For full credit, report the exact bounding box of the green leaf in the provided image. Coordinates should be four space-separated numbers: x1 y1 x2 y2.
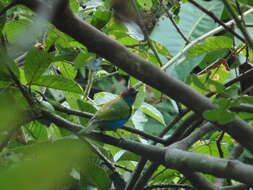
32 75 83 93
91 9 111 29
26 121 48 141
194 141 229 158
137 0 152 10
140 103 166 126
3 19 32 43
24 48 53 83
93 92 117 105
151 0 224 55
69 0 79 12
240 96 253 104
0 139 110 190
131 109 148 130
47 123 62 140
77 99 96 125
114 150 140 162
74 51 94 69
187 36 233 58
133 86 145 109
214 98 239 109
191 74 209 92
167 54 205 81
203 109 236 124
54 61 77 80
39 100 55 112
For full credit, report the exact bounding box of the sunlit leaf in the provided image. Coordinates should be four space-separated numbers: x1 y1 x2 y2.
140 103 166 126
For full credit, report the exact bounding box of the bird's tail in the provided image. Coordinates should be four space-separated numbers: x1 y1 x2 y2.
79 120 99 134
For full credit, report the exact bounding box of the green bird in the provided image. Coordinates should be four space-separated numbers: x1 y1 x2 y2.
81 88 137 133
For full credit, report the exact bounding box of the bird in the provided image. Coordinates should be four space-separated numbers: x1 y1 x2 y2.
80 88 137 134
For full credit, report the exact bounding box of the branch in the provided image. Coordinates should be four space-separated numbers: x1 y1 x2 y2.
231 103 253 113
160 2 190 44
165 113 200 145
164 148 253 186
40 109 83 132
40 109 165 162
133 163 160 190
51 102 93 118
46 100 165 143
159 108 190 139
125 158 147 190
221 0 253 49
144 183 192 190
182 171 219 190
160 8 253 72
123 126 166 144
16 0 253 153
41 109 253 186
172 122 214 150
221 183 250 190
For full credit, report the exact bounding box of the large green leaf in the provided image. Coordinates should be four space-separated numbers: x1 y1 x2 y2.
25 121 48 141
203 108 236 124
24 48 53 83
0 138 110 190
140 103 166 126
151 0 224 56
31 75 83 93
3 19 32 43
187 36 233 58
54 61 77 80
131 109 148 130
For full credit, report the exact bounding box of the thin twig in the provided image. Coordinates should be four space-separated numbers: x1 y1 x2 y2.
160 1 190 44
130 0 163 66
123 126 166 144
125 158 148 190
84 68 94 98
114 164 133 173
144 183 192 190
221 0 253 49
216 131 225 158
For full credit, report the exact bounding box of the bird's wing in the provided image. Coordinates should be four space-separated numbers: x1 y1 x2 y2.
95 96 131 120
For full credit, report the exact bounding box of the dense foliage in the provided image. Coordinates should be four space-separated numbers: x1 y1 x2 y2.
0 0 253 189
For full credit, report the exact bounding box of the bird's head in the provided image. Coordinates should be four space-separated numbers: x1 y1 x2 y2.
121 88 137 105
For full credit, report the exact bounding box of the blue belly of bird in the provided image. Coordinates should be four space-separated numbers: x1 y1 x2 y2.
100 119 128 131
